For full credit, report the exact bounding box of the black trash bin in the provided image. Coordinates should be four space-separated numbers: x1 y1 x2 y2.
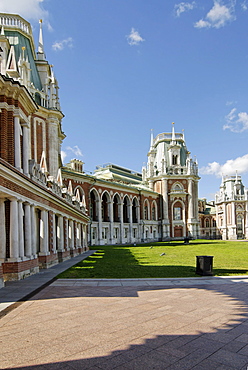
196 255 213 276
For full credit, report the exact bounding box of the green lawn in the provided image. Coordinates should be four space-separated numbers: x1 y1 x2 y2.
58 240 248 279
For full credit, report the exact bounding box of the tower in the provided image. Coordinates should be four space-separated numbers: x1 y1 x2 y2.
215 174 248 240
143 123 200 239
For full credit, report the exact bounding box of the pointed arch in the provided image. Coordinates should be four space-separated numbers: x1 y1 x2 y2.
74 186 86 208
90 188 100 221
132 196 139 223
151 200 158 221
113 193 121 222
123 195 131 223
101 191 110 222
143 199 150 220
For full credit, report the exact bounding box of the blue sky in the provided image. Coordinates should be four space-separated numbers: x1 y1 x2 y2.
1 0 248 200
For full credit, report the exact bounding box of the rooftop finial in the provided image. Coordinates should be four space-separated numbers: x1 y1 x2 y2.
171 122 176 143
150 129 154 150
38 19 44 54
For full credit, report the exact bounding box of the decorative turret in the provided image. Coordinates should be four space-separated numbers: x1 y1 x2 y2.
143 123 198 180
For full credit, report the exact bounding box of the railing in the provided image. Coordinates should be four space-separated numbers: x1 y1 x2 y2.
153 132 183 146
0 14 32 35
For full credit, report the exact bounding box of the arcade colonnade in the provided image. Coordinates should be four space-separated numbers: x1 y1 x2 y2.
89 188 159 245
0 193 87 281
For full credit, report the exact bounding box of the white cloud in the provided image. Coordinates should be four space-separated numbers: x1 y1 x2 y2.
52 37 73 51
174 2 196 17
194 0 236 29
223 108 248 132
241 0 248 11
200 154 248 177
0 0 48 21
66 145 83 157
126 28 145 46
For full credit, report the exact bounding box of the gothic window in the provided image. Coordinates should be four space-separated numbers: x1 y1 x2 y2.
132 198 138 223
144 205 148 220
101 193 109 222
113 194 120 222
123 196 129 223
90 191 98 221
172 155 178 165
174 207 182 220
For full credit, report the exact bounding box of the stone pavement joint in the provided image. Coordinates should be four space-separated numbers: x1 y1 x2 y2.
0 250 96 318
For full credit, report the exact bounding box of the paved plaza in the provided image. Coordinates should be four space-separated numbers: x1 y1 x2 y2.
1 255 248 369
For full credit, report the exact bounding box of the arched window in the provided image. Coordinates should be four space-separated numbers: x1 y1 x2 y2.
101 192 109 222
172 155 178 165
123 196 129 223
144 200 149 220
237 215 243 239
173 206 182 220
113 194 120 222
151 201 157 221
205 219 210 228
132 197 138 223
90 190 98 221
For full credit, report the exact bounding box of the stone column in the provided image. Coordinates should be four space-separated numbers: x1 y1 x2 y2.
24 203 32 257
69 220 74 249
120 201 124 244
129 202 133 243
97 199 102 245
188 179 194 220
162 178 169 221
0 199 6 259
64 218 69 250
14 116 21 170
10 198 19 258
40 209 49 254
57 215 64 251
30 204 37 256
30 205 36 256
18 201 24 258
22 125 29 175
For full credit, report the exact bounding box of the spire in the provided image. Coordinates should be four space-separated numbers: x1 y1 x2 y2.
171 122 176 143
150 129 154 150
182 129 185 143
235 170 238 184
37 19 45 59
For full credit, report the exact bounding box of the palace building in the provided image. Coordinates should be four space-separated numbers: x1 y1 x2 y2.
0 13 247 288
0 14 89 287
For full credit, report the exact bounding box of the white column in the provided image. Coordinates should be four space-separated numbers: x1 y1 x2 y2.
0 199 6 259
10 198 19 258
14 116 21 170
129 202 133 243
188 179 194 220
97 199 102 245
64 218 69 250
109 200 114 244
52 213 56 252
76 222 81 247
120 201 123 244
24 203 32 257
162 178 169 221
30 205 36 255
57 215 64 251
18 201 24 258
40 209 49 254
69 220 74 249
22 125 29 175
